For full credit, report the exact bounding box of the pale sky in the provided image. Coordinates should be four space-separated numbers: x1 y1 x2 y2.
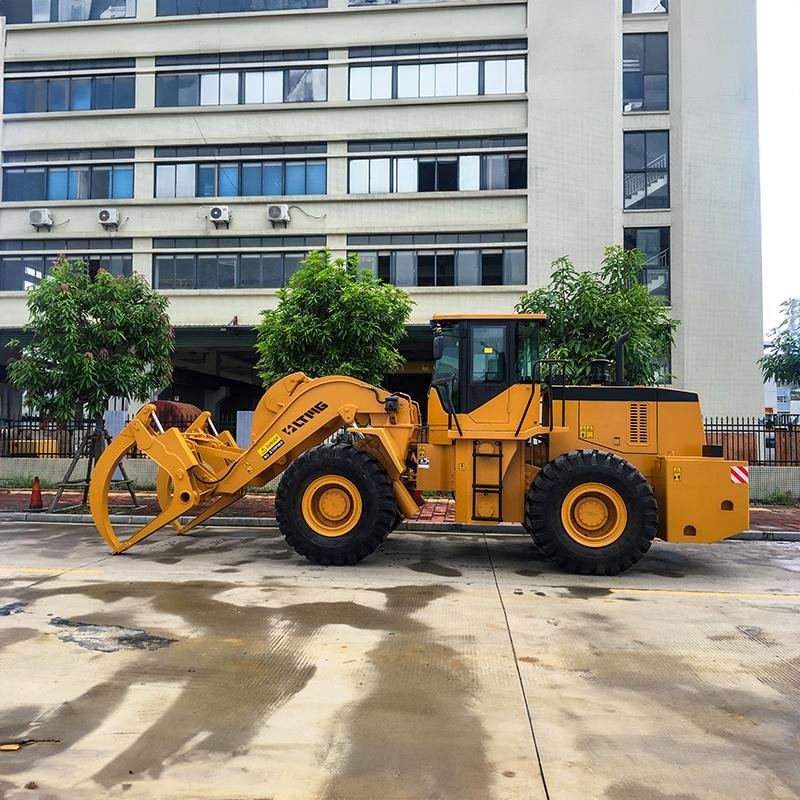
759 0 800 334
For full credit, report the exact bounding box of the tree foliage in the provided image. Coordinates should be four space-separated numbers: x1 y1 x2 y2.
760 301 800 386
8 257 174 422
255 249 413 387
515 246 678 385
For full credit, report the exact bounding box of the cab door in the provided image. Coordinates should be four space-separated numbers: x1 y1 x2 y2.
464 322 510 416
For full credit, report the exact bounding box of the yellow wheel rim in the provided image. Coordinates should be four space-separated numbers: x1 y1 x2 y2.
301 475 363 538
560 482 628 548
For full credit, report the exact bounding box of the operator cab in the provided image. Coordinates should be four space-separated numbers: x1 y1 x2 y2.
430 314 545 415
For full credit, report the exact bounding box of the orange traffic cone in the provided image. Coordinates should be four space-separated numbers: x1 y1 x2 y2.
29 476 43 512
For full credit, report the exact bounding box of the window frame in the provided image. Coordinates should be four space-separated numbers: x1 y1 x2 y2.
623 32 669 113
623 225 671 303
347 54 527 101
347 150 527 194
152 158 327 198
623 129 670 211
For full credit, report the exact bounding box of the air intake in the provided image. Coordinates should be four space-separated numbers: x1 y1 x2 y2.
628 403 649 445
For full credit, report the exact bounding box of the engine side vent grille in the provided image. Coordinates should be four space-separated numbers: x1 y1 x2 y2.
629 402 649 444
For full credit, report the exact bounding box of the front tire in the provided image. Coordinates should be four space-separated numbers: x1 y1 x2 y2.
276 443 396 565
525 450 657 575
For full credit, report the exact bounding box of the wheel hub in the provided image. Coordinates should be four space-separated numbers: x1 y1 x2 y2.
561 482 628 548
573 496 609 531
302 475 363 538
318 487 351 522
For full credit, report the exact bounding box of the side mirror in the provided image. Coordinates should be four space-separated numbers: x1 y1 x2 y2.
433 336 444 360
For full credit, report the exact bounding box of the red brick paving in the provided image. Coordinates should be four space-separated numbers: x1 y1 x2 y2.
0 488 459 523
2 488 799 530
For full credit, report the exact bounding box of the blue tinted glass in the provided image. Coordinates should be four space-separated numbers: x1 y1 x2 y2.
4 82 28 114
263 163 283 195
48 79 69 112
306 161 326 194
71 78 92 111
114 77 135 109
197 164 216 196
242 163 262 196
94 77 114 109
3 169 28 201
68 166 90 199
285 162 305 195
157 0 178 12
47 169 69 200
155 75 178 107
218 164 240 197
112 166 134 199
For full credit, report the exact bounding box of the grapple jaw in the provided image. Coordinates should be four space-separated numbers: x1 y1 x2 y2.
89 404 245 553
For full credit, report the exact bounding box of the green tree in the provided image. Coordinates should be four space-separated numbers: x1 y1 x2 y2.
255 249 413 387
515 246 678 385
8 256 174 426
760 301 800 386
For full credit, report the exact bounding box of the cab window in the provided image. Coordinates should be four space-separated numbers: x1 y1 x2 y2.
431 330 460 410
470 325 506 383
517 321 540 382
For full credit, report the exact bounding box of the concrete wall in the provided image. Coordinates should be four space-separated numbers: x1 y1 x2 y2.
0 457 158 487
749 467 800 502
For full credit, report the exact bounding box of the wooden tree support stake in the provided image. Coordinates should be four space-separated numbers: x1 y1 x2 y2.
49 423 139 513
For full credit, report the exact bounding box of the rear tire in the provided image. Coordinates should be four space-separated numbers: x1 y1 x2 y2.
276 443 396 565
525 450 657 575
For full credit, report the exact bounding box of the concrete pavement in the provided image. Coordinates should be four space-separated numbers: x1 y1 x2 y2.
0 522 799 800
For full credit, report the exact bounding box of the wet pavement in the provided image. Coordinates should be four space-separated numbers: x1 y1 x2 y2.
0 522 799 800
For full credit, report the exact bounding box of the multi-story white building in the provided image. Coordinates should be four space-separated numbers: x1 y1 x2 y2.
0 0 762 417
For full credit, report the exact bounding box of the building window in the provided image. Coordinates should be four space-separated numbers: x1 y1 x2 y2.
347 231 527 287
156 0 326 13
348 41 526 101
152 235 325 289
623 0 667 13
624 227 670 301
3 59 136 114
623 33 668 112
348 151 525 193
2 0 136 23
352 248 526 286
623 130 669 210
155 160 325 198
3 150 135 201
154 50 327 108
153 143 326 198
0 238 133 291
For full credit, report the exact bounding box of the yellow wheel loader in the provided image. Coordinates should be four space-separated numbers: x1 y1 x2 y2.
89 313 750 575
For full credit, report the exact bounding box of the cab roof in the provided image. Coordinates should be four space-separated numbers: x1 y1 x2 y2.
431 313 546 321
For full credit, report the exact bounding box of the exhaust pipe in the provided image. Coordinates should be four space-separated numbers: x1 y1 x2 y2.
614 333 630 386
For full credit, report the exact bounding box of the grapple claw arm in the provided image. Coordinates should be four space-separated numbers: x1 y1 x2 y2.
89 404 203 553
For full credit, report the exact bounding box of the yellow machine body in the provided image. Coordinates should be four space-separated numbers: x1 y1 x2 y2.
89 312 749 572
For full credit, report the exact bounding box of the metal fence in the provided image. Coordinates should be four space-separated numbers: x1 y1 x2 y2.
4 413 798 467
704 416 800 466
0 414 238 459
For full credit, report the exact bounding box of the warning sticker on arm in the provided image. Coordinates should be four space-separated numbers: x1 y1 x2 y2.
257 434 285 461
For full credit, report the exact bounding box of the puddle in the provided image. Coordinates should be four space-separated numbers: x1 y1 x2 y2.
49 618 176 653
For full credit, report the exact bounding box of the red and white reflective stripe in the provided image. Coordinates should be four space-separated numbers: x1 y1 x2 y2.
730 465 749 484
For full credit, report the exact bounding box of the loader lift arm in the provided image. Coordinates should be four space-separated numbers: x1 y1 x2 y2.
89 372 421 553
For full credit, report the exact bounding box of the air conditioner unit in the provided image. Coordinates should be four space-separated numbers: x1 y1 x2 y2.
98 208 120 229
29 208 54 230
267 203 290 224
209 205 231 226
